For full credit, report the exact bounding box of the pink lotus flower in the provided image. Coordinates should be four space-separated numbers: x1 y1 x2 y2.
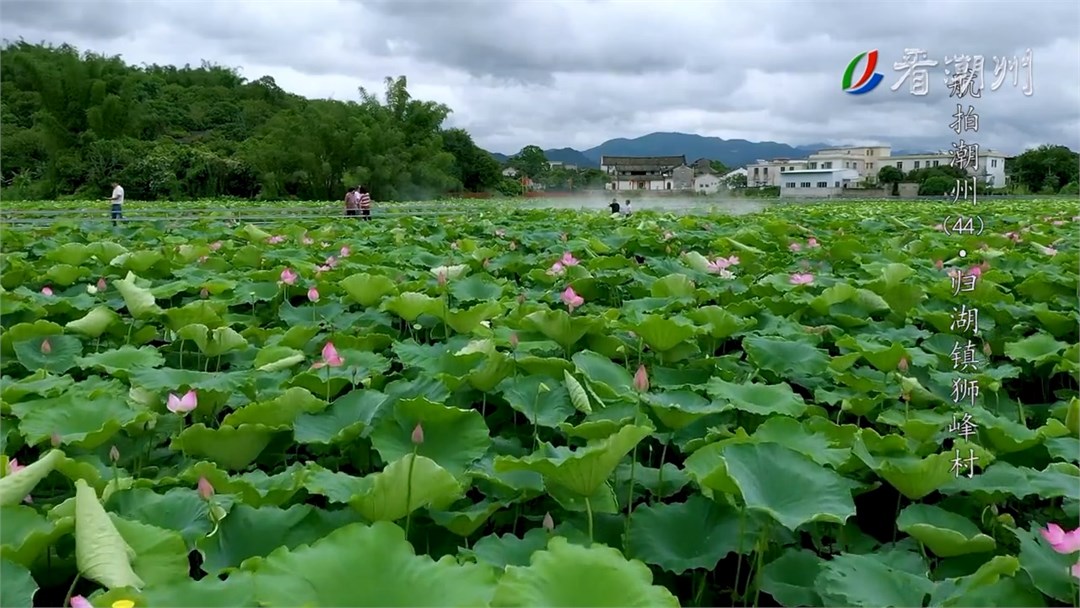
509 241 517 251
437 271 448 287
412 423 424 445
41 339 52 354
1005 231 1022 242
969 265 983 277
807 237 819 248
1071 561 1080 580
898 357 909 372
1053 220 1065 226
197 476 214 501
509 333 519 348
41 286 53 296
561 286 584 313
560 252 579 266
790 272 814 285
325 256 338 268
495 229 506 237
96 277 107 291
307 287 320 302
200 287 209 298
316 264 332 274
634 365 649 392
70 595 92 608
167 390 198 414
789 242 802 252
210 241 222 251
1041 523 1080 554
198 255 209 264
935 259 943 269
662 231 674 241
312 341 344 369
321 241 330 248
542 512 555 531
5 459 31 503
280 268 298 285
706 256 739 273
340 245 350 257
547 262 565 276
51 433 61 447
302 234 314 245
268 235 285 244
451 241 459 250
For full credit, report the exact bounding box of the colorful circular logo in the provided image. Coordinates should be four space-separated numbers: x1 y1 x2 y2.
842 50 884 95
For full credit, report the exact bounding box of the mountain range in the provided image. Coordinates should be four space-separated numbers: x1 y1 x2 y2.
487 132 933 169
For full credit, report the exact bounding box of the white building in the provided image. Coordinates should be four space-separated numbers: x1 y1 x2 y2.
601 156 694 190
721 168 748 183
501 167 518 177
780 169 860 198
888 150 1007 187
694 173 723 193
805 146 891 184
746 158 809 187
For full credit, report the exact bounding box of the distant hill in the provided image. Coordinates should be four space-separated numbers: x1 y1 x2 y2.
487 132 946 169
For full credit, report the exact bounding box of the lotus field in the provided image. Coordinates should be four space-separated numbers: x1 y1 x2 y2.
2 198 1079 608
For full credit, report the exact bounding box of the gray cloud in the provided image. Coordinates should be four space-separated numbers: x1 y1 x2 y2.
1 0 1077 157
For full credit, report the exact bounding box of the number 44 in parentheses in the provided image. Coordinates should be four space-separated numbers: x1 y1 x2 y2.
943 216 984 236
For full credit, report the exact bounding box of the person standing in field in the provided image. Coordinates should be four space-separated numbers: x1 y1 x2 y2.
624 200 632 216
608 197 620 214
344 186 359 217
107 181 124 225
357 186 372 220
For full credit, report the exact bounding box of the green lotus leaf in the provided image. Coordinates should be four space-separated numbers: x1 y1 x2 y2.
492 536 679 607
451 274 504 302
706 378 808 418
626 494 762 574
74 479 144 589
0 370 75 403
369 397 492 478
686 442 858 532
76 345 165 376
750 416 850 468
650 273 696 299
940 461 1080 500
465 528 551 570
293 389 387 445
497 375 576 428
929 555 1022 607
251 345 305 372
896 503 995 557
176 323 249 357
742 336 830 386
0 504 73 567
643 390 725 430
304 455 463 522
572 350 634 400
105 487 214 548
760 549 827 607
495 424 652 498
10 380 144 450
445 301 503 334
339 272 397 307
195 503 362 574
13 334 83 374
176 462 307 509
563 370 592 414
0 449 64 506
1017 525 1078 604
114 271 163 319
169 423 276 470
687 306 756 340
852 435 955 499
383 292 440 321
46 242 92 266
626 315 696 352
66 306 122 338
163 300 227 331
429 499 506 537
1004 332 1067 365
0 558 37 607
467 352 516 392
523 309 599 349
816 552 935 607
221 387 327 429
111 516 190 586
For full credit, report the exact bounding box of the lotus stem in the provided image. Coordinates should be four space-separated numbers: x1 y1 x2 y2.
125 318 134 345
178 339 184 369
625 444 638 538
733 508 747 600
62 573 81 608
655 441 669 504
585 496 594 544
404 448 418 540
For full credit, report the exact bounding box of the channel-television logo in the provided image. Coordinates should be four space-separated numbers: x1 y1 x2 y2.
842 50 884 95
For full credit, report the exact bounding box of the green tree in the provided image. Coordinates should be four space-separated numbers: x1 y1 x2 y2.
509 145 548 179
441 128 501 192
1008 145 1079 194
877 165 904 195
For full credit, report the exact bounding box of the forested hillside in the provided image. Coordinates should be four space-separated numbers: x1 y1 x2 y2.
0 42 504 201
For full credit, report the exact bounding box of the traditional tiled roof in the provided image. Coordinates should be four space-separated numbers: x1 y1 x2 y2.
601 155 687 168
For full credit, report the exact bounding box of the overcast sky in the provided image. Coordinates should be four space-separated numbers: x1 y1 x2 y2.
2 0 1078 156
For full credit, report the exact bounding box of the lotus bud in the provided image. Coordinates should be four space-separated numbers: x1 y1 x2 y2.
897 357 909 372
51 432 62 447
509 241 517 251
40 338 52 354
509 333 519 348
200 287 209 299
542 512 554 531
411 423 424 445
634 365 649 392
109 445 120 463
437 271 447 287
197 476 214 500
307 287 320 302
70 595 93 608
982 342 992 356
901 391 910 402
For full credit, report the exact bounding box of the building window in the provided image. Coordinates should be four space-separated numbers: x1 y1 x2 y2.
780 167 785 172
834 181 840 187
914 161 921 169
800 182 811 188
816 181 828 188
754 168 759 175
867 162 874 169
991 159 998 168
933 160 939 167
823 162 833 169
763 167 769 174
785 182 796 188
896 161 903 169
808 162 817 169
866 149 872 156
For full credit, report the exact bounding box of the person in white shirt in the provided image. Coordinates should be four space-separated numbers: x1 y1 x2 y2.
108 182 124 225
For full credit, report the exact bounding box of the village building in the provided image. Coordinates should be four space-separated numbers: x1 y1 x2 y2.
601 155 693 190
779 168 860 197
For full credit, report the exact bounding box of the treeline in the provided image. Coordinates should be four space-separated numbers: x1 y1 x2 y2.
0 42 507 201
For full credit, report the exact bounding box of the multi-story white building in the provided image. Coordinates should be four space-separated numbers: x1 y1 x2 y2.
888 150 1008 187
780 169 861 198
746 158 809 187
